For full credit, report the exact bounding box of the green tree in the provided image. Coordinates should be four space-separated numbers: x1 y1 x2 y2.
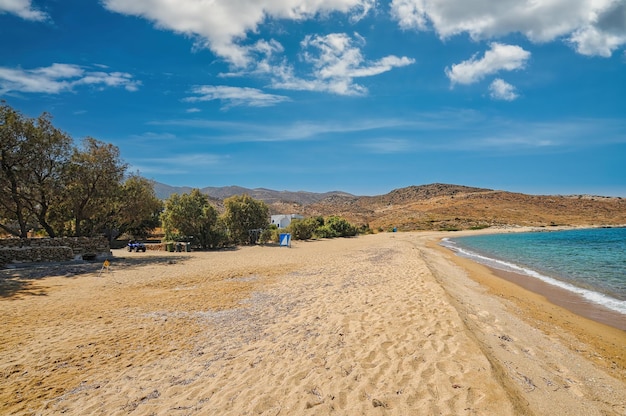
288 217 318 240
259 224 279 244
0 103 33 237
98 174 163 242
0 103 73 237
315 216 357 238
117 176 163 239
0 102 166 240
222 194 269 245
21 112 73 237
63 137 127 236
161 189 222 249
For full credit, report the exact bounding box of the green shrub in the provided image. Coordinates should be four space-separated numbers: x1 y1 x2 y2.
314 224 339 239
260 224 280 244
315 216 357 238
288 218 318 240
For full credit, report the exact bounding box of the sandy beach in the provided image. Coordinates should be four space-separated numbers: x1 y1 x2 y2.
1 231 625 415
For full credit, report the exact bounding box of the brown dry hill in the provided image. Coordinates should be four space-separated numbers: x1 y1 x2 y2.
271 184 626 231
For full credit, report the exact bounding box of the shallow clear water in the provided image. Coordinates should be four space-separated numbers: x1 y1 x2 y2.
441 227 626 315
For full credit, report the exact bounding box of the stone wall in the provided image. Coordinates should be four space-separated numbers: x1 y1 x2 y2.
146 243 165 251
145 242 191 252
0 237 110 268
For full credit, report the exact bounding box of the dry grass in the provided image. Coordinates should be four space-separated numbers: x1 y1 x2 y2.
296 186 626 231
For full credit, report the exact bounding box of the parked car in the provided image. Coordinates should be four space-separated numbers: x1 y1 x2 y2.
127 240 146 252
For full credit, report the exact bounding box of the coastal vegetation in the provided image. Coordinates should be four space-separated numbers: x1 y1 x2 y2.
161 190 362 247
160 189 222 249
286 215 358 241
1 103 361 246
0 103 162 240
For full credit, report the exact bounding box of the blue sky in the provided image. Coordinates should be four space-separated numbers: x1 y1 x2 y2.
2 0 625 196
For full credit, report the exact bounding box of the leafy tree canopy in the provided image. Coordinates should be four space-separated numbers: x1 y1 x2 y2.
288 217 318 240
222 194 270 245
161 189 223 249
1 102 161 239
1 103 72 237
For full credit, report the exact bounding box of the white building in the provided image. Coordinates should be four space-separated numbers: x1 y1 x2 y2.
270 214 304 228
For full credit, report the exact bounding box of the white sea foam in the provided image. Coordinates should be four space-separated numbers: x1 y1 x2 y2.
441 238 626 315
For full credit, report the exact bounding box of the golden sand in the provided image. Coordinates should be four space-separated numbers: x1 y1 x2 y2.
1 232 624 415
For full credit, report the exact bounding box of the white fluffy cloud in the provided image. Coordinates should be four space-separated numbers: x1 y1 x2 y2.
0 0 47 21
570 26 626 57
445 43 530 85
489 79 519 101
184 85 290 108
272 33 415 95
390 0 626 57
102 1 413 97
0 63 141 94
102 0 375 68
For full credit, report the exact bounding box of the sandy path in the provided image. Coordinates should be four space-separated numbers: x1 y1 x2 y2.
1 232 624 415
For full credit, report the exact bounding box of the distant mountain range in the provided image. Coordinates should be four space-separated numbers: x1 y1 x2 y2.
151 182 626 231
151 181 354 204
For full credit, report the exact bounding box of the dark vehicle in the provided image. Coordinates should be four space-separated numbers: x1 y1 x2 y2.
127 240 146 252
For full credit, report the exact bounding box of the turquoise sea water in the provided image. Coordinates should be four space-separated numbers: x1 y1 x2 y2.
441 227 626 316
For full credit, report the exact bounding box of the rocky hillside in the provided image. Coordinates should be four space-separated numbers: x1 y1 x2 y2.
154 182 626 231
151 181 352 204
283 184 626 231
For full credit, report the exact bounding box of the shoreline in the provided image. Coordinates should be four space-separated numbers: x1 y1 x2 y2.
430 235 626 379
488 266 626 331
436 226 626 331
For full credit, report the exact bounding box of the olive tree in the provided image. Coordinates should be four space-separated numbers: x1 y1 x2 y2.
63 137 127 236
0 104 72 237
117 176 163 239
161 189 223 249
22 112 73 237
288 217 318 240
0 103 32 237
315 216 358 238
0 102 167 240
97 174 163 242
222 194 269 245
